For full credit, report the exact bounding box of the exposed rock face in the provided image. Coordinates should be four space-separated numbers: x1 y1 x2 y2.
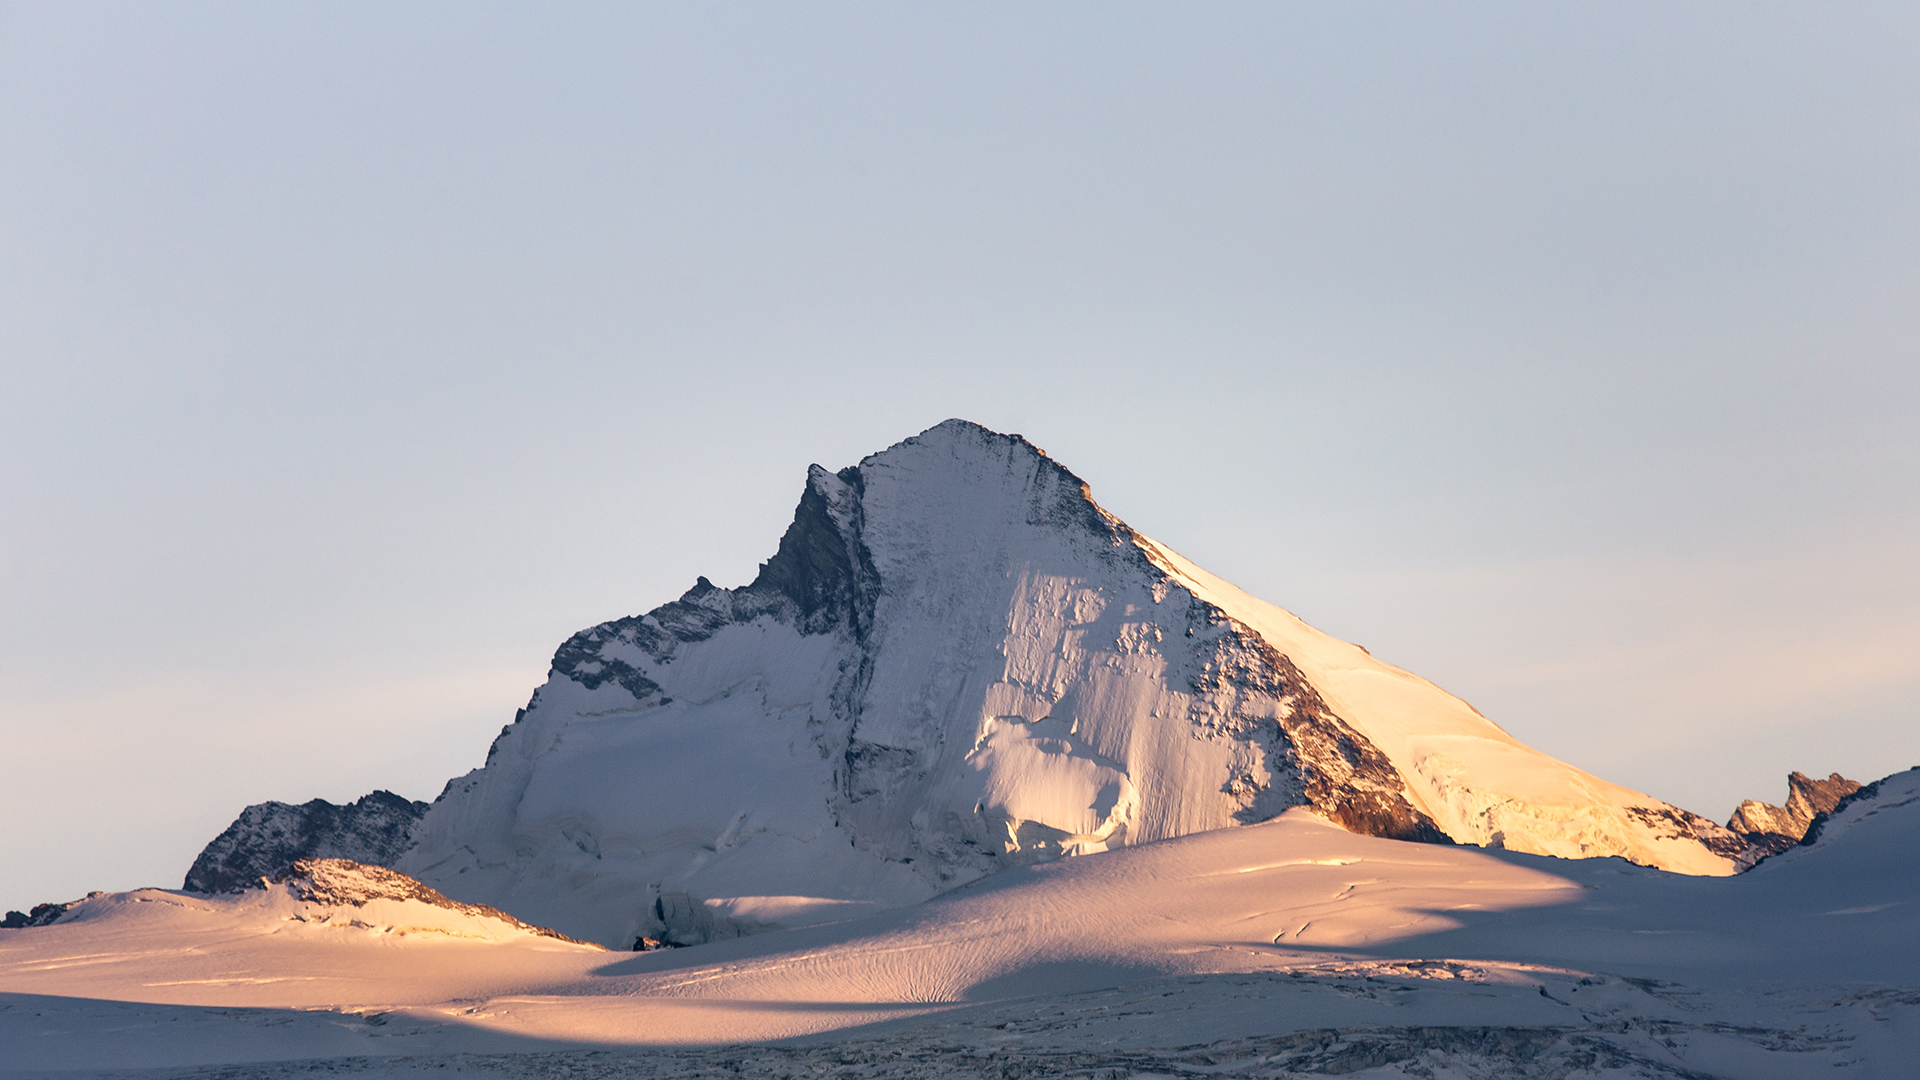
185 791 427 893
384 420 1752 947
1728 771 1864 858
1791 767 1915 852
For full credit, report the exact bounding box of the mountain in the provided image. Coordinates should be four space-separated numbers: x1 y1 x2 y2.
1725 770 1862 857
263 858 598 945
357 420 1752 948
184 790 427 893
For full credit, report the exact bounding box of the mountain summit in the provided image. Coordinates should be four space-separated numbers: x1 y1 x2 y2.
367 421 1748 947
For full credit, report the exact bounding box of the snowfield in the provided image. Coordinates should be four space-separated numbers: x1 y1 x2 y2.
3 768 1916 1077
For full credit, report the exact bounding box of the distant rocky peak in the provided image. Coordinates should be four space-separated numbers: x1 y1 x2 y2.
1787 771 1865 818
1728 771 1863 858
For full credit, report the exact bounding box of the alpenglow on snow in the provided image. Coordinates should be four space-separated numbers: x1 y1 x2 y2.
198 421 1757 948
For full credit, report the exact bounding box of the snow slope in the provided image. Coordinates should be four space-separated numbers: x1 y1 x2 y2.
1147 542 1747 873
5 768 1916 1077
390 420 1746 949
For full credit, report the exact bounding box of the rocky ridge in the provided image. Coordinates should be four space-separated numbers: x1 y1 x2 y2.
0 898 92 929
1726 771 1862 858
185 791 426 893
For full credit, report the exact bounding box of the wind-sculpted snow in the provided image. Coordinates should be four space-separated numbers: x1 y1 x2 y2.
385 420 1753 947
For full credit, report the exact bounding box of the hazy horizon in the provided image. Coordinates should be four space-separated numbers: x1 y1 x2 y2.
4 2 1917 905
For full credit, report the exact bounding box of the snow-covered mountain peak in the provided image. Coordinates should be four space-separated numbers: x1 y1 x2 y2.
378 420 1754 947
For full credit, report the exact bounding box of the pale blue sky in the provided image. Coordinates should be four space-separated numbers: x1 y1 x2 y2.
4 3 1917 905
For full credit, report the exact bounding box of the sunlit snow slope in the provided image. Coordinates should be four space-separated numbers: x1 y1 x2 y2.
397 420 1745 948
6 771 1917 1075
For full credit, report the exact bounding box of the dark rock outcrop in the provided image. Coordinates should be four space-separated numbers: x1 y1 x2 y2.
0 898 86 929
194 422 1774 945
1728 771 1863 859
185 790 428 893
